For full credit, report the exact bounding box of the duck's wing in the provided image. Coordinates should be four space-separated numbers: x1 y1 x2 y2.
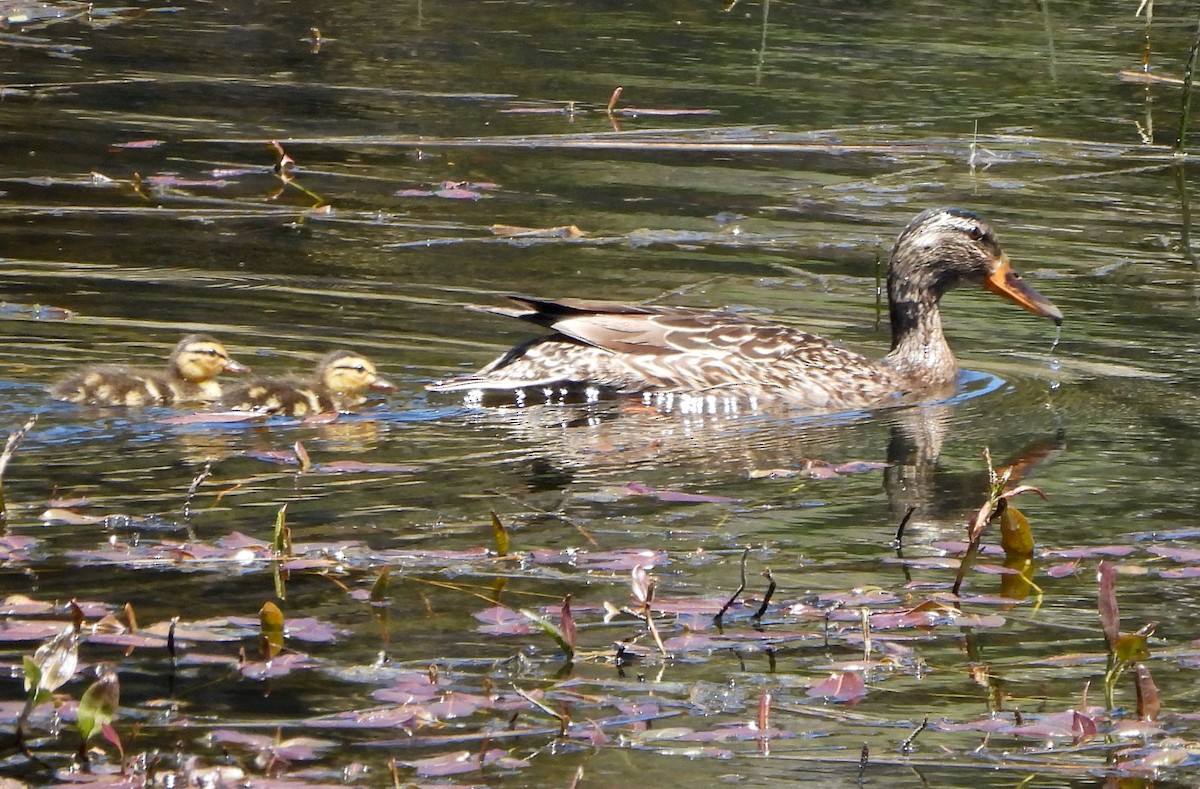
489 295 809 359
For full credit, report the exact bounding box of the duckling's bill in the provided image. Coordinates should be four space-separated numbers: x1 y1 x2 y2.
983 256 1063 326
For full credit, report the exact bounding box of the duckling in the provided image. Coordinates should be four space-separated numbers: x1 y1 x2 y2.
221 350 395 416
50 334 250 407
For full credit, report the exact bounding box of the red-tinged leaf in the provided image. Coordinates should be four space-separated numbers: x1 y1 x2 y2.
804 465 840 480
423 691 487 720
300 411 340 424
100 722 123 757
1135 662 1160 721
111 139 164 149
1146 545 1200 562
1071 710 1097 744
474 606 533 636
396 188 434 197
86 632 168 649
405 748 529 776
937 717 1017 734
832 461 888 474
218 532 271 550
625 482 741 504
433 187 485 200
372 683 442 705
806 671 866 702
239 652 314 680
1046 560 1081 578
159 411 267 425
315 460 421 474
560 594 576 652
1158 566 1200 578
1097 560 1119 650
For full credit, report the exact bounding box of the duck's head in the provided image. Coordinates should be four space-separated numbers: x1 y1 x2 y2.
170 334 250 383
318 350 396 395
891 208 1062 325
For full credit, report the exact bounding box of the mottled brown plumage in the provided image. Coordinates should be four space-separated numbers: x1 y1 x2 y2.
50 334 249 407
428 208 1063 410
221 350 395 416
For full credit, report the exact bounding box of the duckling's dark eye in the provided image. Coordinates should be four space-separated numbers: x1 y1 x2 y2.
968 227 986 241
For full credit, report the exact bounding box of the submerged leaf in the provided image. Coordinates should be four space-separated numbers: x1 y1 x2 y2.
807 671 866 702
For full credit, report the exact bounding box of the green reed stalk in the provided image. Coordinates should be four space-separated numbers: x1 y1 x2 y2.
1176 15 1200 153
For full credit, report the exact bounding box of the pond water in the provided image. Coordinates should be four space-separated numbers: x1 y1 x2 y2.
2 0 1200 786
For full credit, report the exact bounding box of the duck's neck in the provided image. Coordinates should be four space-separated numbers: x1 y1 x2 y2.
881 274 958 385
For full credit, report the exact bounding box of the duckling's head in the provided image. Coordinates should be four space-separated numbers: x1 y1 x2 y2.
317 350 396 395
891 208 1062 325
170 334 250 383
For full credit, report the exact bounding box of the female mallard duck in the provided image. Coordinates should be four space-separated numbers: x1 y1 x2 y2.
428 208 1063 410
221 350 395 416
50 334 249 407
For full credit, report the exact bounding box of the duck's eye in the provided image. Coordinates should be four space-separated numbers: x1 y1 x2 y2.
967 227 986 241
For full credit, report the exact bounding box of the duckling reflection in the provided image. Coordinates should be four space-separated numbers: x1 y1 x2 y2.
50 334 249 407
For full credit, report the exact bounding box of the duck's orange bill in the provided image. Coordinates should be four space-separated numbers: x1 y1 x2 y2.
984 256 1063 326
370 377 397 392
224 359 251 374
